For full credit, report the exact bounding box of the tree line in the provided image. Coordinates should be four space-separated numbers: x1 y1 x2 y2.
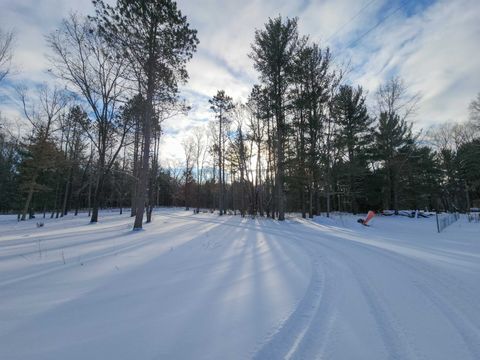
1 9 479 226
183 17 480 219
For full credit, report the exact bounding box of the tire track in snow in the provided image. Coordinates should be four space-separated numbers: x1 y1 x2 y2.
175 215 420 359
301 219 480 304
326 234 480 359
415 281 480 359
283 253 338 360
160 214 339 359
166 215 480 359
119 213 480 359
247 223 421 360
303 236 423 360
252 251 336 360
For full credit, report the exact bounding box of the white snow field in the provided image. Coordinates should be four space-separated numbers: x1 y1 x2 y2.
0 209 479 360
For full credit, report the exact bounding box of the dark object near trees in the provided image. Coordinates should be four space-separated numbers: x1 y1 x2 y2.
357 218 369 226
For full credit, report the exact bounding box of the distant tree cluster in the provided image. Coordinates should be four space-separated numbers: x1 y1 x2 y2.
0 13 479 226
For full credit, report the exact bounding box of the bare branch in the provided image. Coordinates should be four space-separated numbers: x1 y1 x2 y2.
0 28 14 84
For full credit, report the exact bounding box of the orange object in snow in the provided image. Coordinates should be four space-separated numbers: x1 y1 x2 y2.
364 210 375 225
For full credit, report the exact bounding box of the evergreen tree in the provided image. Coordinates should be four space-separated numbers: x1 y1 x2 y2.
332 85 373 213
18 128 65 219
291 43 333 217
0 124 20 213
457 139 480 210
400 146 441 210
209 90 234 215
250 16 301 220
374 112 413 212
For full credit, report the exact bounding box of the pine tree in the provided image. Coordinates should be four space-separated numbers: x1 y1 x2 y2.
457 139 480 210
374 112 413 212
400 146 441 211
332 85 373 213
291 43 334 217
250 16 301 220
18 128 65 220
0 123 20 213
92 0 199 229
209 90 234 215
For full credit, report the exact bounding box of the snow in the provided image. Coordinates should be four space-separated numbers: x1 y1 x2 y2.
0 209 479 359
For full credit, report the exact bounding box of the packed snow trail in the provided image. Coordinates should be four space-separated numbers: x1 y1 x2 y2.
0 210 479 359
252 217 480 359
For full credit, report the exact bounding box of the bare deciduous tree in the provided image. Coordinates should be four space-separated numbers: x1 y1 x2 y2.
192 126 209 213
469 92 480 131
182 136 195 211
0 28 14 84
48 14 130 223
376 77 421 121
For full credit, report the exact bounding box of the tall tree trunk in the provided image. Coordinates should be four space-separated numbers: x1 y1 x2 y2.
326 188 331 218
464 180 470 212
61 170 72 217
21 180 36 221
90 152 106 223
223 144 227 213
301 186 306 219
388 165 398 214
87 175 92 217
131 120 140 217
350 173 357 214
133 78 154 230
218 110 223 215
184 174 189 211
90 174 104 223
51 179 61 219
276 120 285 221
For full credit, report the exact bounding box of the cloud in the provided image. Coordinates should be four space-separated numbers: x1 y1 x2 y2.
346 0 480 127
1 0 479 163
185 52 252 101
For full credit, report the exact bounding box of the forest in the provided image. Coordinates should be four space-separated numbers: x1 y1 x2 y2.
0 2 479 226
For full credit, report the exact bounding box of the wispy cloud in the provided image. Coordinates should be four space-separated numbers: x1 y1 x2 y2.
1 0 479 162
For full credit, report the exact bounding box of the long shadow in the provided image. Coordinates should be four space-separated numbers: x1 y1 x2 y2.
0 215 196 262
0 217 216 288
0 219 227 358
0 214 133 247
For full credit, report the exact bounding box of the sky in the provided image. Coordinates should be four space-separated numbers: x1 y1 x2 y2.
0 0 479 162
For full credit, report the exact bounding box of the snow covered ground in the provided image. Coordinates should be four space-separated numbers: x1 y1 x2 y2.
0 209 479 360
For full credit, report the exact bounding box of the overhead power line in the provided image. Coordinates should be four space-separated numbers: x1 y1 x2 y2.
325 0 380 43
345 0 409 49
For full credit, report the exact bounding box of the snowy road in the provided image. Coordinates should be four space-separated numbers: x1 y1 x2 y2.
0 210 479 359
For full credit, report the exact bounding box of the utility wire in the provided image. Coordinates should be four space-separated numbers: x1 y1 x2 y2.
345 0 409 49
325 0 380 43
